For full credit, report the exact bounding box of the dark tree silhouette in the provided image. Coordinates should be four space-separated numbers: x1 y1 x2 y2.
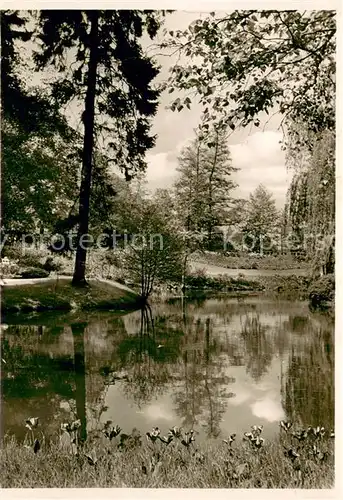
34 10 165 285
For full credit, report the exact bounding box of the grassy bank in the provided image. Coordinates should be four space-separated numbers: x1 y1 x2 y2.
183 272 311 297
0 424 334 488
191 252 309 271
1 279 141 314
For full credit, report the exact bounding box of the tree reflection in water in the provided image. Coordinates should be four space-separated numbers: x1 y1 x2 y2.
172 304 236 438
1 325 75 440
71 323 87 442
282 325 334 430
240 314 273 382
115 305 183 407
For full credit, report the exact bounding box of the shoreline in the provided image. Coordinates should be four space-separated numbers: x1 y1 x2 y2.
1 276 142 316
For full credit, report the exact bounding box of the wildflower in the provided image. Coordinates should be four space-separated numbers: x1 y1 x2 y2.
146 427 161 443
251 436 264 448
330 430 335 438
181 429 195 447
251 425 263 435
293 429 309 442
243 432 254 441
103 424 121 440
159 434 174 445
284 447 300 462
223 434 236 446
25 417 39 431
169 426 182 438
61 419 81 434
312 444 329 462
312 426 325 439
69 419 81 432
280 421 292 432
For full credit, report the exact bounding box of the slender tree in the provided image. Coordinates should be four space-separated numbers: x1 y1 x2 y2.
174 127 237 247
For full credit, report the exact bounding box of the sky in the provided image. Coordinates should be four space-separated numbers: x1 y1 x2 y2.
142 11 292 208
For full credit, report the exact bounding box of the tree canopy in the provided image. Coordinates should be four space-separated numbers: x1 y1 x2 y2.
174 127 237 246
164 10 335 140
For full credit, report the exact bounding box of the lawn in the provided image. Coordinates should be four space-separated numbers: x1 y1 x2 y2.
1 279 141 314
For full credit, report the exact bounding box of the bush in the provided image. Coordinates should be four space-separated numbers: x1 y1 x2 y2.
19 267 50 279
184 272 263 292
0 257 20 277
3 244 49 269
309 274 335 308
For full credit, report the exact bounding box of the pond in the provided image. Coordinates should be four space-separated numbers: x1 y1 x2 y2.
1 295 334 444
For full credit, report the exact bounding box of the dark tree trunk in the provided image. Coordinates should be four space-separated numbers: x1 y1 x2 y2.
72 322 88 443
72 12 99 286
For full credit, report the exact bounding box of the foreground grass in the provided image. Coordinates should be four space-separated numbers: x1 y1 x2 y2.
1 279 141 314
0 427 334 488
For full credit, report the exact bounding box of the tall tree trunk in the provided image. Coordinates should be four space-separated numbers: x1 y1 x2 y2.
72 12 99 286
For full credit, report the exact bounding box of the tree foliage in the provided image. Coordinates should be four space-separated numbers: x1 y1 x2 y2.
1 10 69 137
242 184 279 254
1 121 79 238
34 10 164 180
285 128 335 274
165 10 335 139
174 127 237 247
107 188 184 297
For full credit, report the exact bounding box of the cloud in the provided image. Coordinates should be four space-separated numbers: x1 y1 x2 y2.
145 151 179 191
230 131 292 208
251 396 285 423
144 404 174 422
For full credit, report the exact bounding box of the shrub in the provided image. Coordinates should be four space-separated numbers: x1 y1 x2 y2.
309 274 335 308
19 267 50 279
0 257 20 277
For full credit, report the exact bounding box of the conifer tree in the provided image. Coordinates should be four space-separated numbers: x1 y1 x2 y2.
34 10 165 285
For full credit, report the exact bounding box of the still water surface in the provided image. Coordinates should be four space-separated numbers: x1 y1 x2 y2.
1 295 334 442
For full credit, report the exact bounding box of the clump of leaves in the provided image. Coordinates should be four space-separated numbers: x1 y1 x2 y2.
309 274 335 308
243 425 264 449
25 417 39 431
102 421 121 441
